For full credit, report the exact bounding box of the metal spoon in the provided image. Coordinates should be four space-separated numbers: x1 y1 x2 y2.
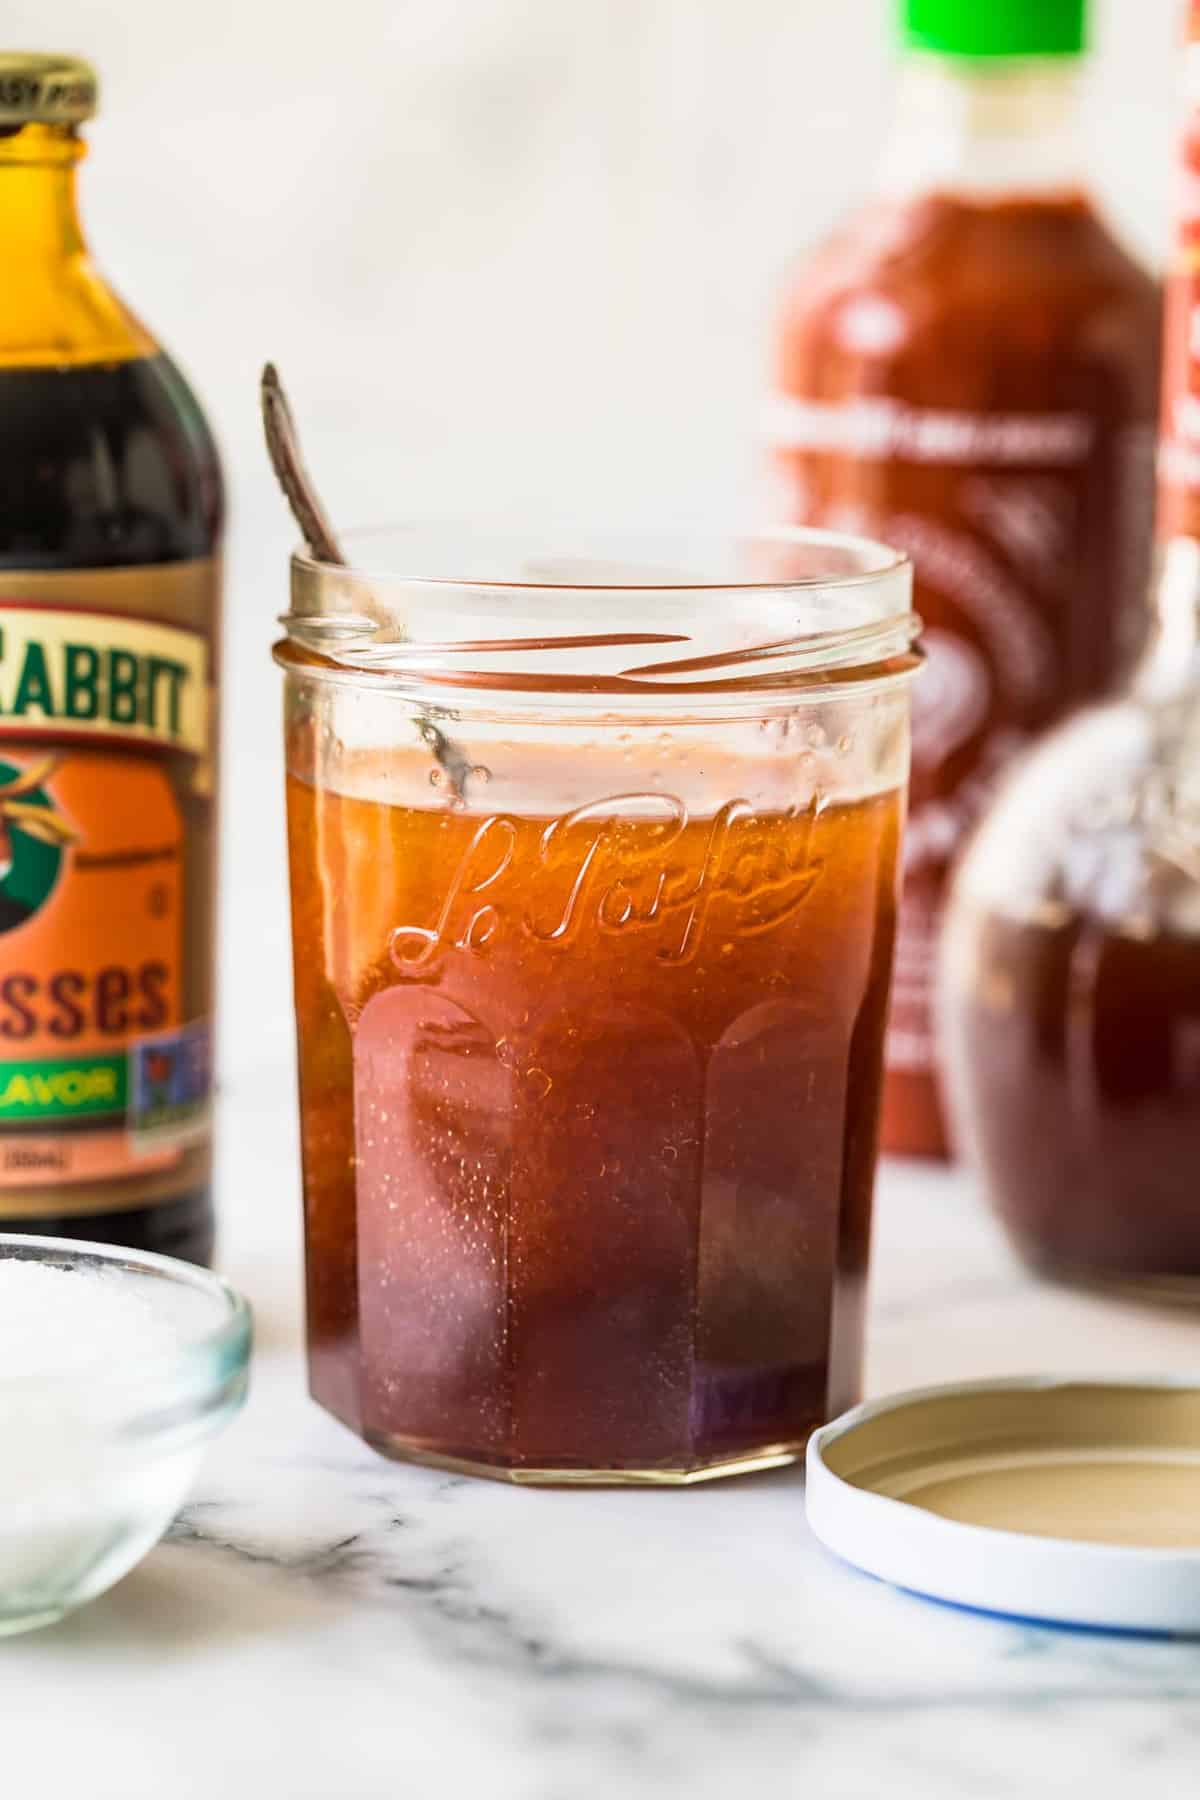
260 362 472 800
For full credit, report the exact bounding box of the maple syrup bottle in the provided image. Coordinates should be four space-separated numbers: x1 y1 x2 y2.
0 56 222 1262
769 0 1160 1156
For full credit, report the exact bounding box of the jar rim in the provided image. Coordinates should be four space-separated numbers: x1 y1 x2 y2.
280 522 919 711
291 521 910 592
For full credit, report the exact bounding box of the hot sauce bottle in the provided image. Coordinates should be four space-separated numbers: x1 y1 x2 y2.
939 2 1200 1292
769 0 1161 1156
0 56 221 1263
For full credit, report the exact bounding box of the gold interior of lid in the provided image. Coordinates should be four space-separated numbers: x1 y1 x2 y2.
825 1384 1200 1549
0 53 96 124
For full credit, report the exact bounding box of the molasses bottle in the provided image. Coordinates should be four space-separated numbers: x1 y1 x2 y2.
940 1 1200 1295
769 0 1161 1156
0 55 221 1263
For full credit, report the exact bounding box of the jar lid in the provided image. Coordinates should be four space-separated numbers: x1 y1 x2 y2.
807 1377 1200 1635
899 0 1087 59
0 53 97 127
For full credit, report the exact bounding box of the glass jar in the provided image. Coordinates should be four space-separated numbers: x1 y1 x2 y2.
940 537 1200 1295
276 525 918 1483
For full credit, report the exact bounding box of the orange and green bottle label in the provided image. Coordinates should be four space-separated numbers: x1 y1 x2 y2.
0 562 215 1205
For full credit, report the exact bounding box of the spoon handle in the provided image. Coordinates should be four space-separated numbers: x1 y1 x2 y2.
261 363 345 567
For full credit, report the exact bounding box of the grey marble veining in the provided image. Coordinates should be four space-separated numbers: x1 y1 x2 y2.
6 1071 1200 1800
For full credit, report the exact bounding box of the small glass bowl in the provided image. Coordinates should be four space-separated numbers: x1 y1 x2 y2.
0 1234 251 1637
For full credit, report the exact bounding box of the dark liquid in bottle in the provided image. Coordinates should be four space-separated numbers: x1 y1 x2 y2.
0 355 222 1264
950 906 1200 1286
0 357 220 565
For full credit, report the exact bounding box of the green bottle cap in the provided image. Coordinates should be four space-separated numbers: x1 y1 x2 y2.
900 0 1087 58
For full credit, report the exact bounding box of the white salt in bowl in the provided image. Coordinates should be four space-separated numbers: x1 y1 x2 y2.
0 1234 251 1636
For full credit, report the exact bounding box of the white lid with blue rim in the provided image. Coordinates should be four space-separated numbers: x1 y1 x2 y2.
806 1376 1200 1636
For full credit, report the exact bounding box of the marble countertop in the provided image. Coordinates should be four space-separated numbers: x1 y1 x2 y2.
9 1066 1200 1800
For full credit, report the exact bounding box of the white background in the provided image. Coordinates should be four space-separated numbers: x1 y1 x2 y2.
5 0 1180 1113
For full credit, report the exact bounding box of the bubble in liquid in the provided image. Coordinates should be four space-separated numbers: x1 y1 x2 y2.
471 764 492 785
837 734 853 756
525 1066 553 1098
805 723 826 749
429 768 444 788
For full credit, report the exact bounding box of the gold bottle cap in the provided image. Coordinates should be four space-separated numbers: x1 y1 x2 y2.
0 53 97 126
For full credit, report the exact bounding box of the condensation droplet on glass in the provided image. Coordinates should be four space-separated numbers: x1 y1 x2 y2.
720 942 734 958
837 734 853 756
805 723 826 749
429 767 443 788
471 764 492 785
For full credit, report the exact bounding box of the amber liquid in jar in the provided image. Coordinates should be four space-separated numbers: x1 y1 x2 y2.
286 740 901 1479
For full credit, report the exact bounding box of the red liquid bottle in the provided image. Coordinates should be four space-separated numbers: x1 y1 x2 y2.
769 0 1160 1156
940 1 1200 1293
